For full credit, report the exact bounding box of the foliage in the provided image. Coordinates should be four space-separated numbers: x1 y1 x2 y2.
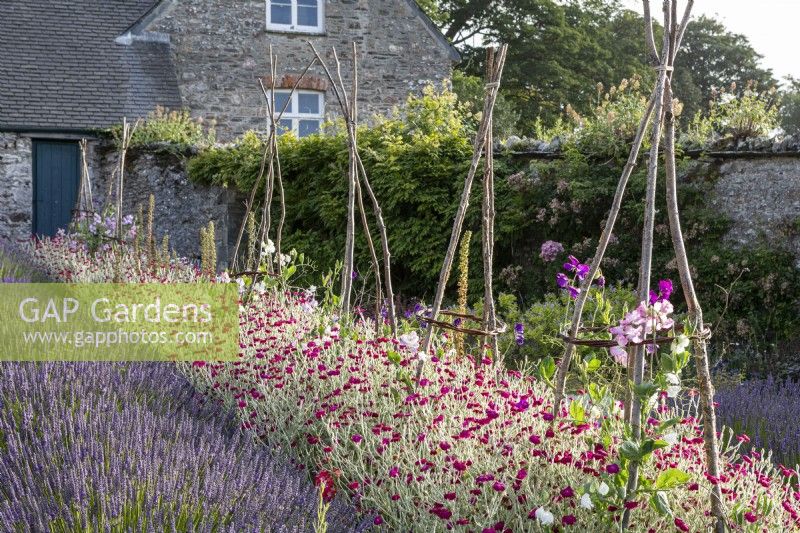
675 16 776 122
113 107 216 150
569 76 656 160
420 1 777 133
707 82 780 143
188 85 800 358
451 70 518 138
779 77 800 135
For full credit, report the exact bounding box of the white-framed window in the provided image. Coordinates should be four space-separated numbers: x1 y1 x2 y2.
269 89 325 137
266 0 325 34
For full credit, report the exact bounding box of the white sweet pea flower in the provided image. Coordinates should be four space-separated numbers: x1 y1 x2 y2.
535 507 554 526
663 432 679 445
671 334 690 354
235 278 246 294
665 373 681 398
398 331 420 354
598 481 610 496
260 239 276 257
580 493 594 509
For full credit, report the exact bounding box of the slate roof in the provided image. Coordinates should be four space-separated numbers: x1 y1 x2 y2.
0 0 181 132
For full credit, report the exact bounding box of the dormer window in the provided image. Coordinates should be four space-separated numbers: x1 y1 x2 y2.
267 0 324 34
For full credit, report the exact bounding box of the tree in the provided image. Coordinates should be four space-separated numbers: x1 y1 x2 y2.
779 77 800 135
675 15 776 120
420 1 777 134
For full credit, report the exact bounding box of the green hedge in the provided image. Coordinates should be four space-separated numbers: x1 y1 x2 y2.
188 88 800 371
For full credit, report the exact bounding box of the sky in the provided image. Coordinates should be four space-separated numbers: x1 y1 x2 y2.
622 0 800 82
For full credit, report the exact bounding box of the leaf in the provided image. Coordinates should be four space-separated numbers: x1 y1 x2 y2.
619 440 641 461
633 382 658 400
654 468 691 490
657 418 681 432
650 491 672 517
639 439 669 459
585 357 602 373
538 356 556 382
386 350 402 365
569 401 585 423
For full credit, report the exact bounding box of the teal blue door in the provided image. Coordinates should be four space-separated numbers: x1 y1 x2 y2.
32 140 80 237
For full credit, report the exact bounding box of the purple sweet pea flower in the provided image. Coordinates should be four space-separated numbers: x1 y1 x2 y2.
563 255 590 280
567 286 580 299
595 275 606 287
514 323 524 346
659 279 673 301
556 273 569 289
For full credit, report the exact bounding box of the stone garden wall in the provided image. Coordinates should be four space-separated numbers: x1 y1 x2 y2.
1 133 799 270
93 144 244 267
0 132 32 242
705 156 800 268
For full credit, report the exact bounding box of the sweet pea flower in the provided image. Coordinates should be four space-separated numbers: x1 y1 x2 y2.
398 331 420 354
580 493 594 509
535 507 555 526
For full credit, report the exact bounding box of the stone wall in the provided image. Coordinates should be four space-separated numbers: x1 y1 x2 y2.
0 132 32 242
704 156 800 267
145 0 456 139
94 145 244 267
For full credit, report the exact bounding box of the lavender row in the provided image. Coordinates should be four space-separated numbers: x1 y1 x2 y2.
0 362 372 532
715 375 800 467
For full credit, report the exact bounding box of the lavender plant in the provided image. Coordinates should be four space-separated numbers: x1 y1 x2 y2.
0 362 372 532
716 375 800 467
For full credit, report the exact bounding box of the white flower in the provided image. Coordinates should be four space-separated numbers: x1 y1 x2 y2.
417 352 428 362
260 239 275 257
398 331 420 354
598 481 610 496
216 271 231 283
308 285 317 293
535 507 554 526
252 281 266 295
235 278 246 294
580 493 594 509
671 334 690 354
663 432 679 445
665 372 681 398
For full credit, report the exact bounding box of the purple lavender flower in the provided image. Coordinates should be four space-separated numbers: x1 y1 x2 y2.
0 363 373 531
539 240 564 262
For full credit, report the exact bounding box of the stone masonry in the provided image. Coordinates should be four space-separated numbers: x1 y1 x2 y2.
707 156 800 268
93 145 244 267
0 132 33 242
145 0 458 139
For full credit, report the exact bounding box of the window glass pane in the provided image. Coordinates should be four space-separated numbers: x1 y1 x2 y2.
270 2 291 25
298 119 320 137
297 6 318 27
297 0 317 5
278 119 294 135
273 92 291 114
298 93 320 114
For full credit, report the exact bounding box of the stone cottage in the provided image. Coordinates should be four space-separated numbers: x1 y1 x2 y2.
0 0 459 242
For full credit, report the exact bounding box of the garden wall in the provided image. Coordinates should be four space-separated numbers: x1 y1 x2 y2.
701 155 800 268
93 145 244 268
0 132 32 242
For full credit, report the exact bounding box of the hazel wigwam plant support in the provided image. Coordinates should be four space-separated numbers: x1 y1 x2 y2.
550 2 726 530
307 42 398 334
416 45 508 382
230 47 318 276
